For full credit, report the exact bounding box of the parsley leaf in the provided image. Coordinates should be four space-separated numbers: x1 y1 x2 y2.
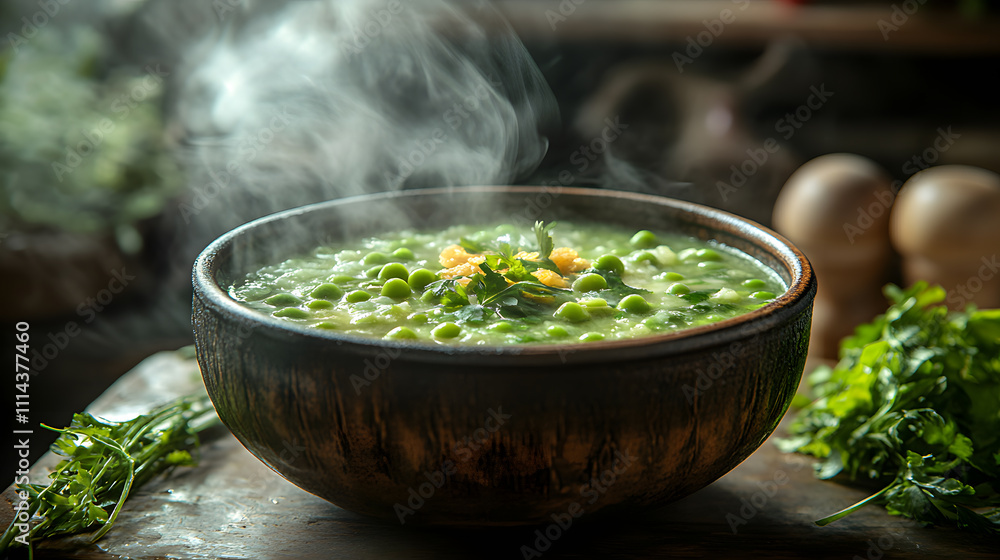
430 223 574 323
778 282 1000 533
534 220 556 259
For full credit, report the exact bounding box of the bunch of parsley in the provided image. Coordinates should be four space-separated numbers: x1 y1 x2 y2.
778 283 1000 532
1 395 217 555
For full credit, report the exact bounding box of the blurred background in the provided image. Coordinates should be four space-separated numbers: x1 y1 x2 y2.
3 0 999 467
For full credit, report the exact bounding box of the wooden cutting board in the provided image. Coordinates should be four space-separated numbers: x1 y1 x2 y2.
4 351 997 559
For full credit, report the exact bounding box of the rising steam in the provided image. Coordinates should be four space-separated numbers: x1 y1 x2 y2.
175 0 558 233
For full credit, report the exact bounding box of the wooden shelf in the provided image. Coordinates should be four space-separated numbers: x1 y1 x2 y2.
494 0 1000 53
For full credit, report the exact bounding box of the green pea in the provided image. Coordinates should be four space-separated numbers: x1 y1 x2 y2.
629 230 658 249
407 268 438 291
594 255 625 276
330 275 357 284
698 261 725 270
352 301 376 311
365 266 382 279
711 287 741 303
554 302 590 323
240 286 273 301
677 248 698 261
392 247 415 260
579 332 605 342
432 322 462 339
667 283 690 295
380 278 411 299
664 272 684 281
273 307 309 319
314 321 338 330
307 299 334 310
617 294 651 314
310 283 344 300
572 273 608 293
580 298 609 308
380 304 409 321
384 326 418 340
632 251 658 265
490 321 513 333
345 290 372 303
420 289 438 303
642 313 671 330
546 325 569 338
378 263 409 282
750 291 776 300
742 278 766 289
408 312 428 324
362 252 390 265
696 248 722 261
264 293 301 307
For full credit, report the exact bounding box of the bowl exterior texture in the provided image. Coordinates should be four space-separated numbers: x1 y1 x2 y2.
193 187 815 525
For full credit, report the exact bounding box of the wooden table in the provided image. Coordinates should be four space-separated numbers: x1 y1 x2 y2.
5 351 997 559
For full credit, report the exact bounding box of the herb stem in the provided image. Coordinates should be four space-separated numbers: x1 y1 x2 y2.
815 484 893 526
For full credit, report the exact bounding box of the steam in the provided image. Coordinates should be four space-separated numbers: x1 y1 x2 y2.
175 0 557 233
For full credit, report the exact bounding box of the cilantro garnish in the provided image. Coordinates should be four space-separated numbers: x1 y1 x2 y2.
778 282 1000 533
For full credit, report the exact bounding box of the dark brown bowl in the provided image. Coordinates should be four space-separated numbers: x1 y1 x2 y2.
192 186 815 526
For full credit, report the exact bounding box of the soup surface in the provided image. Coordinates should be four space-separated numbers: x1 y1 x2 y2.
230 222 785 345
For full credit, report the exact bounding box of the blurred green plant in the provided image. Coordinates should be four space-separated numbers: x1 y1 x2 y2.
0 26 182 251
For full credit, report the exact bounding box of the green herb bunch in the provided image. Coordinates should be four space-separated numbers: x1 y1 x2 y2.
1 395 217 555
778 283 1000 532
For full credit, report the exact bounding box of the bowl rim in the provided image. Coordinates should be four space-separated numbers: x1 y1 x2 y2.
192 186 815 365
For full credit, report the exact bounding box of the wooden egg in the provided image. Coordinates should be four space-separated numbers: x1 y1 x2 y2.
773 153 896 359
890 165 1000 310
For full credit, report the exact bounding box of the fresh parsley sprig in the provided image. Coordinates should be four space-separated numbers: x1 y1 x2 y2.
778 282 1000 533
435 222 573 320
1 394 218 554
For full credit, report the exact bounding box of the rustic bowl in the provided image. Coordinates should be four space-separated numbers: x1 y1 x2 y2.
192 186 815 526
